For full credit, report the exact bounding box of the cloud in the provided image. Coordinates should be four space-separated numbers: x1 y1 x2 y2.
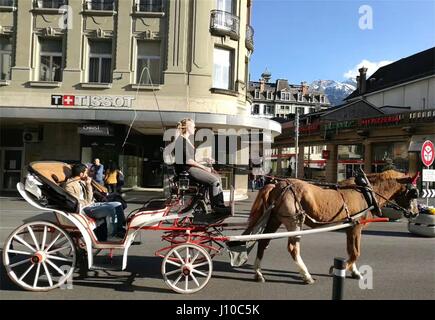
343 59 393 80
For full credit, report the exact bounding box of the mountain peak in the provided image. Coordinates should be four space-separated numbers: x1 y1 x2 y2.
310 79 356 106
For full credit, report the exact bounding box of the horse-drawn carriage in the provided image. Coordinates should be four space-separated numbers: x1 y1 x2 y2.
2 161 420 293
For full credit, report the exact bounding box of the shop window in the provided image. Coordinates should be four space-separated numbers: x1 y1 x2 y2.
39 38 63 82
88 40 112 83
372 142 408 173
213 47 233 90
137 40 161 85
0 37 12 80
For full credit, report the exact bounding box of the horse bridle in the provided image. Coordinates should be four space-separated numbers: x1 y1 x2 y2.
371 184 419 219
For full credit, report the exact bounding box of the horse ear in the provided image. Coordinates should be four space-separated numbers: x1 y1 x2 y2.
410 172 420 186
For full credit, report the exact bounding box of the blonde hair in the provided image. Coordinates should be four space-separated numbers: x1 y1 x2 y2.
176 118 194 136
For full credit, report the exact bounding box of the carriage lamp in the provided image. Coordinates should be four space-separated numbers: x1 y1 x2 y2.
179 172 190 191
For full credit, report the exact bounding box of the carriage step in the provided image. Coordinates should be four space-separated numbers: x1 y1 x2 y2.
90 264 122 271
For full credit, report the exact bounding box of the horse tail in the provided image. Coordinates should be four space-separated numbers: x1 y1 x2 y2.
246 183 276 231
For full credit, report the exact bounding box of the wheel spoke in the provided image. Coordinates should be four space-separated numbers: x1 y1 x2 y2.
47 246 71 255
7 249 33 256
186 247 189 263
190 272 200 287
13 235 36 253
9 258 31 268
173 250 184 264
184 275 189 291
164 269 181 277
191 268 208 277
172 273 183 286
190 251 201 264
165 259 181 267
19 264 35 282
46 255 72 263
42 262 53 287
44 233 62 253
27 226 40 251
41 226 47 251
45 258 67 277
33 263 41 288
192 261 209 268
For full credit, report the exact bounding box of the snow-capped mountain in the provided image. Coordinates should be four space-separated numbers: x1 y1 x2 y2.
310 79 357 106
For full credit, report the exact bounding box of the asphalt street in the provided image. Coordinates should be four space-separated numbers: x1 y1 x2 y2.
0 191 434 300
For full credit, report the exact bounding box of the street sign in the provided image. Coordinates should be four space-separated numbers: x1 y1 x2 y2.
421 140 435 167
422 189 435 198
422 169 435 182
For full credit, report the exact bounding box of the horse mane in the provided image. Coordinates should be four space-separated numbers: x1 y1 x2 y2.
247 184 276 230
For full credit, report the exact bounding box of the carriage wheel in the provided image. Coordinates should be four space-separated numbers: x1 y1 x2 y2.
161 243 212 294
3 221 76 292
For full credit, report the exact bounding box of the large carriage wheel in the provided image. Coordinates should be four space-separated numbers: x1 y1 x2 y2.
161 243 212 294
3 221 76 292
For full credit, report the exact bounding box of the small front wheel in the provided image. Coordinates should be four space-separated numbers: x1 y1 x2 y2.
161 243 212 294
3 221 76 292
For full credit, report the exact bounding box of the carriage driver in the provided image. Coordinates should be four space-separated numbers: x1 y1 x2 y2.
63 163 126 240
174 118 232 223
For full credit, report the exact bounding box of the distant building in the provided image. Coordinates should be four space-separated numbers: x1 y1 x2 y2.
248 69 331 119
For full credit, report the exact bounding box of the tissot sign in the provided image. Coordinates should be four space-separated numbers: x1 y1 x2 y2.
51 95 135 108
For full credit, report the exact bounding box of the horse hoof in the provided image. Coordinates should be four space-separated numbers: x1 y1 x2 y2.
351 272 362 280
254 275 265 283
303 277 315 285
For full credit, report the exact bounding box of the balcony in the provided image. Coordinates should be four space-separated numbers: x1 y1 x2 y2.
245 24 254 51
210 10 239 41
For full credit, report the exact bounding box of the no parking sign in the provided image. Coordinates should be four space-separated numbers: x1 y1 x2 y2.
421 140 435 167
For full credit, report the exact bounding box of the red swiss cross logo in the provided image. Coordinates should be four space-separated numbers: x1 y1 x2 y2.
63 95 75 106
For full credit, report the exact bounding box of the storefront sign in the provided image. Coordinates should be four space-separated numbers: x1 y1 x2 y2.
359 115 401 126
422 169 435 182
421 140 435 167
78 125 113 136
51 95 135 108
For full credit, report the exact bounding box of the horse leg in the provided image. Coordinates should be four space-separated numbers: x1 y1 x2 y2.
254 216 281 282
288 237 315 284
345 224 363 279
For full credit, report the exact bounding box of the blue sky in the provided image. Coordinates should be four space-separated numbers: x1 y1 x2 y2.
250 0 435 83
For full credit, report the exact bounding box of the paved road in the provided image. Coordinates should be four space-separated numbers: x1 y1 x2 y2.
0 192 434 300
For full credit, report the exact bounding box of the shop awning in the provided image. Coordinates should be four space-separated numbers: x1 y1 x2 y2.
408 135 435 152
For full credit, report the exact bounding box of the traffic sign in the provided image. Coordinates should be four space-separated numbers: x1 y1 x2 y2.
421 140 435 167
422 189 435 198
422 169 435 182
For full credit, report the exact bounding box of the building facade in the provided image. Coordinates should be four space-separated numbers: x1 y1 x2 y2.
248 70 331 119
0 0 281 194
272 47 435 188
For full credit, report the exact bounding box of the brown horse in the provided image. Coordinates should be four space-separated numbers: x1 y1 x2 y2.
246 170 419 284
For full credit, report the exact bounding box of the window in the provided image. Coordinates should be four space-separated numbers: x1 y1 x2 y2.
267 91 272 100
0 0 14 6
88 40 112 83
265 105 274 115
137 41 161 85
88 0 114 11
216 0 233 13
0 37 12 81
254 89 259 99
39 39 63 82
37 0 66 8
137 0 162 12
253 104 259 114
213 47 232 90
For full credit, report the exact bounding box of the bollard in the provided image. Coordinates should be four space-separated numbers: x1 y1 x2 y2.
332 257 346 300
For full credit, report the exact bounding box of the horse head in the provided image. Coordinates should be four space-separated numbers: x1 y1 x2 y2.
392 171 420 218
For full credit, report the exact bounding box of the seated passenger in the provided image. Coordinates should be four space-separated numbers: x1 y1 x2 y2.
63 163 126 240
174 118 231 223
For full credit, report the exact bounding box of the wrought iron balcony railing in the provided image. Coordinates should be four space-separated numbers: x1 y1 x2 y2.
245 24 254 51
210 10 239 40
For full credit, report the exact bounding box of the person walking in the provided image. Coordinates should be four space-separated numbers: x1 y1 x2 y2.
90 158 104 185
104 162 118 193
